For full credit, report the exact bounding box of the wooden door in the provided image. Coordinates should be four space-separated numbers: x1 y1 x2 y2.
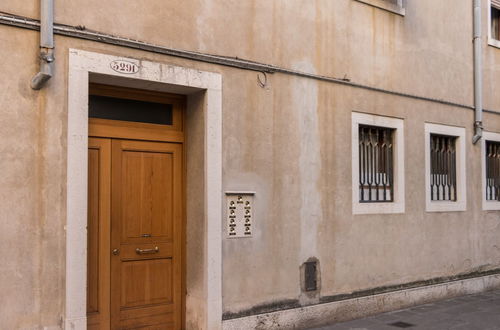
110 139 183 330
87 85 185 330
87 138 183 330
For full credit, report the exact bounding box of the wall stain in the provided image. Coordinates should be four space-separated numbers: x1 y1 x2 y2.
223 266 500 320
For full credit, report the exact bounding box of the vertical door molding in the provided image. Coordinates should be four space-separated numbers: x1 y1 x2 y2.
87 138 111 329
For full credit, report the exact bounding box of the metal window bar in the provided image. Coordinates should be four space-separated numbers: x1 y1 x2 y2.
359 125 394 203
486 141 500 201
430 134 457 201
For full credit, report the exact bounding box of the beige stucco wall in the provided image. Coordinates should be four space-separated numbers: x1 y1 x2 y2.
4 0 493 105
0 0 499 328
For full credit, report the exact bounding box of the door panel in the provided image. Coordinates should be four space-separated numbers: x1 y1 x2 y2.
87 138 111 330
120 258 173 307
111 139 183 330
121 150 173 241
88 148 100 314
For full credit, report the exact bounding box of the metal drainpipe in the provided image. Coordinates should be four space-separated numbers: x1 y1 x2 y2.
472 0 483 144
31 0 54 90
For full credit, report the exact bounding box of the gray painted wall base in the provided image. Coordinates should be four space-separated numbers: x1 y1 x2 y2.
222 274 500 330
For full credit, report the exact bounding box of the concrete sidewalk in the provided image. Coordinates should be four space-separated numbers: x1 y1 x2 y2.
310 290 500 330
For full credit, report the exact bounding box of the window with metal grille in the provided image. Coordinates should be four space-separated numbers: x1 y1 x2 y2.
358 125 394 203
492 1 500 40
486 141 500 201
430 134 457 201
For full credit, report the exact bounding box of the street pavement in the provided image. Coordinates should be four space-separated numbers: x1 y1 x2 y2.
310 290 500 330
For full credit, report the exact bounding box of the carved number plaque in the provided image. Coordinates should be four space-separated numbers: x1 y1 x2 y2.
110 60 139 74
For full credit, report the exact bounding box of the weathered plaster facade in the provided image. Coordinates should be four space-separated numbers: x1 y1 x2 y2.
0 0 499 329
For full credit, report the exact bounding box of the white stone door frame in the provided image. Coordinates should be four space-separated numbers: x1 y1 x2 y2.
66 49 222 329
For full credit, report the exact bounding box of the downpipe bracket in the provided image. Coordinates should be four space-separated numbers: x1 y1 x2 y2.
40 51 55 63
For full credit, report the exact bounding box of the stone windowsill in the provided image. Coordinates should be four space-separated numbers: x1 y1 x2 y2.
354 0 406 16
488 37 500 49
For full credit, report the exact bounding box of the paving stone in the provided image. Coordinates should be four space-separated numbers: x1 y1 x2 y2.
371 313 401 323
308 289 500 330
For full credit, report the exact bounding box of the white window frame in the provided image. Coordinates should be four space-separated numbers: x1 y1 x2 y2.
424 123 467 212
482 131 500 210
352 112 405 215
489 0 500 48
354 0 406 16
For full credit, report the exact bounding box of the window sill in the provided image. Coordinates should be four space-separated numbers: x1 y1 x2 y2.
354 0 406 16
488 37 500 49
353 202 405 215
425 201 466 213
483 201 500 211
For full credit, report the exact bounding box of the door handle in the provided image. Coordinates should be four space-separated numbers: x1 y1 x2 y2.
135 246 159 255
